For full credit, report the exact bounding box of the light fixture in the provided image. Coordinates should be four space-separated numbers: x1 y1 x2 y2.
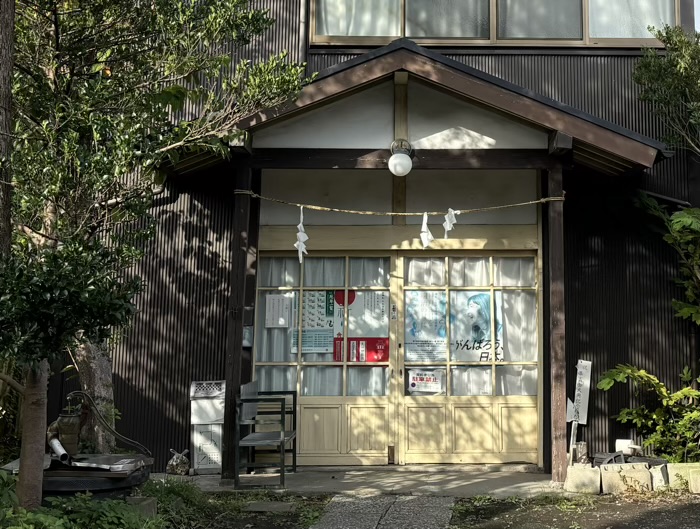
388 139 413 177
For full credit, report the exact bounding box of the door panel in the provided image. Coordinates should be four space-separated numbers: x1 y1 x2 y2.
348 405 388 453
500 405 538 452
406 405 447 453
300 405 342 454
453 405 495 453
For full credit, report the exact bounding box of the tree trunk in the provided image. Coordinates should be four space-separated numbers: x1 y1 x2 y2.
16 359 49 510
0 0 14 256
74 341 115 453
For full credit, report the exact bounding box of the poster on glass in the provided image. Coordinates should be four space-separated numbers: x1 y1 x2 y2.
450 291 503 362
404 291 448 362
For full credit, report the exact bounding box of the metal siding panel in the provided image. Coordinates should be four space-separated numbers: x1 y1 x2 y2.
111 177 234 471
564 172 694 457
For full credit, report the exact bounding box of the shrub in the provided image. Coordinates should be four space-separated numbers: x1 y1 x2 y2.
138 479 214 529
598 364 700 463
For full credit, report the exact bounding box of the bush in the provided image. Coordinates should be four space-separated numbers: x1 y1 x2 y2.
43 493 164 529
598 364 700 463
138 479 214 529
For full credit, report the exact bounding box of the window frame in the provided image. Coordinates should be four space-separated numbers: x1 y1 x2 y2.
310 0 680 47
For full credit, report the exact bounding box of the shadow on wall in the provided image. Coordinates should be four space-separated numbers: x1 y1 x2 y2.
563 170 695 457
110 173 235 471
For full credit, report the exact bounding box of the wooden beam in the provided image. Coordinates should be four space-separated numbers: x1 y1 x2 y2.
221 164 253 482
250 149 557 170
548 132 573 156
393 73 408 226
547 164 567 483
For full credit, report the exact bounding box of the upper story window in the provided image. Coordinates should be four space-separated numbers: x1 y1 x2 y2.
312 0 678 46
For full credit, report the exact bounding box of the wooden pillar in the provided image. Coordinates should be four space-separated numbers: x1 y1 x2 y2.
547 164 567 483
221 163 253 481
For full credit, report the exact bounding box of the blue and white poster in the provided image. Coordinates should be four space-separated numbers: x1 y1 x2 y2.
450 291 503 362
404 291 447 362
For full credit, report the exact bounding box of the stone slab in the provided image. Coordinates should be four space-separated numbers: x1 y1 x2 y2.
564 466 600 495
126 496 158 518
667 463 700 490
378 496 454 529
650 465 669 491
243 501 295 513
689 469 700 494
311 495 396 529
601 467 652 494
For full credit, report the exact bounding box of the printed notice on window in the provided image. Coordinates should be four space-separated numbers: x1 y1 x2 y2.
407 369 445 395
264 294 291 328
404 291 447 362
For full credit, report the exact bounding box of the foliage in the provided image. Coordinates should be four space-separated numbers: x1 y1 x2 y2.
43 493 164 529
639 194 700 325
138 479 214 529
597 364 700 463
0 240 141 368
633 25 700 154
138 478 330 529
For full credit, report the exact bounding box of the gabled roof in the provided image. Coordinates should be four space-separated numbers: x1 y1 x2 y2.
238 39 668 174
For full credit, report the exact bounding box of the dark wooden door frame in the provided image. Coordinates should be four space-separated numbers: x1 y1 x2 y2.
221 164 261 482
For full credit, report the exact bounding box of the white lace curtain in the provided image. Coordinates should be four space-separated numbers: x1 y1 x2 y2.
256 258 389 396
589 0 674 38
497 0 583 39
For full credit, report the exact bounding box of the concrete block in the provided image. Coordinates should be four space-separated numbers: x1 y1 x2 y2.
564 465 600 494
126 496 157 518
649 465 669 491
600 464 652 494
244 501 295 513
666 463 700 490
689 469 700 494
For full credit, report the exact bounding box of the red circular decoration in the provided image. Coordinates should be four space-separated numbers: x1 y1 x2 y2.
334 290 356 306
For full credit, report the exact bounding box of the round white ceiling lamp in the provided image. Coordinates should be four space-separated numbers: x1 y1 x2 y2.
388 139 413 177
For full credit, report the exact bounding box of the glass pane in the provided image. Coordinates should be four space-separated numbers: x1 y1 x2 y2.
405 257 445 286
304 257 345 287
256 366 296 392
348 291 390 362
406 367 446 396
497 0 582 39
259 257 300 287
315 0 401 36
450 291 502 361
407 0 489 38
449 257 490 287
301 367 342 396
350 257 390 287
300 290 343 362
451 367 492 396
404 291 448 362
590 0 674 38
496 365 538 395
348 367 389 396
499 291 537 362
256 292 298 362
494 257 535 286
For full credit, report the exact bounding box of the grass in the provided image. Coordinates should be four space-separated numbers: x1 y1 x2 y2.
137 478 330 529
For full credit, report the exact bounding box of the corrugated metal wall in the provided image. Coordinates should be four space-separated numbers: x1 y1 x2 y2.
111 175 234 470
562 171 695 457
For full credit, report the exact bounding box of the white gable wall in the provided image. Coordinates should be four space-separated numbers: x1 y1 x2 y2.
252 78 548 150
253 82 394 149
408 81 548 149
